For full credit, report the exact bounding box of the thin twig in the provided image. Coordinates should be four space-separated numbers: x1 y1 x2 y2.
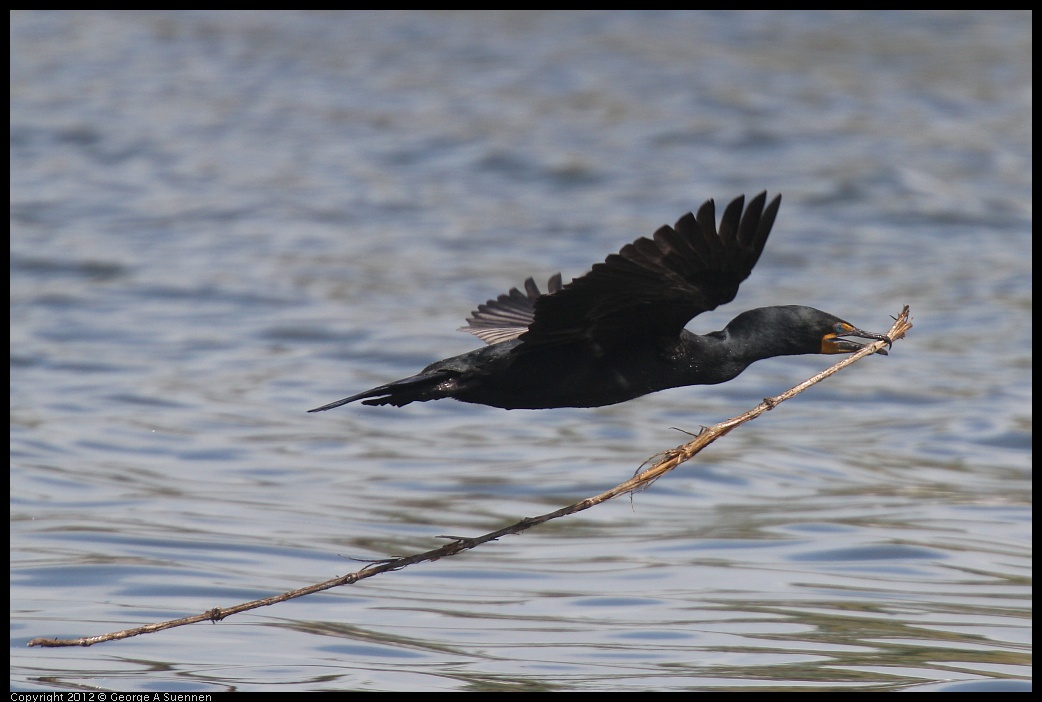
28 306 912 648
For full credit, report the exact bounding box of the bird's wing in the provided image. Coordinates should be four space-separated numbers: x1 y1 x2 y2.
460 273 563 344
518 192 781 352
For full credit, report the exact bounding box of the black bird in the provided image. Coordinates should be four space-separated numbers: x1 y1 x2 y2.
309 192 890 412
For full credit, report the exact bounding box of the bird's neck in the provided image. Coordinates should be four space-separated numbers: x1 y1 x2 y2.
672 313 807 387
666 332 756 386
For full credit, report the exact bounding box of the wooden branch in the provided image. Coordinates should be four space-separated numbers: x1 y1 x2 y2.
28 306 912 648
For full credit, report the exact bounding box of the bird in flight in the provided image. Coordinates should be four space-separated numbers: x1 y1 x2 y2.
309 192 890 412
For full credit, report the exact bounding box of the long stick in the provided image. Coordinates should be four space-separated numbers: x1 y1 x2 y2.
28 306 912 648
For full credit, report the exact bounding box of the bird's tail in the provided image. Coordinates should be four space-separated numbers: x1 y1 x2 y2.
307 371 454 412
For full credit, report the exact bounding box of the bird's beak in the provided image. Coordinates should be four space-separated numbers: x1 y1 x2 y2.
821 323 892 355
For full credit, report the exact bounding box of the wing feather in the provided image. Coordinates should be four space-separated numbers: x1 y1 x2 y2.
460 273 563 344
459 193 781 353
518 192 782 352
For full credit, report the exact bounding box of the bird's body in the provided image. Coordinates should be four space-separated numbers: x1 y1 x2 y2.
310 193 890 413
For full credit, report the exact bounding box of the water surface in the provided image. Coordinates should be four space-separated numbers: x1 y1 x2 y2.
11 10 1031 692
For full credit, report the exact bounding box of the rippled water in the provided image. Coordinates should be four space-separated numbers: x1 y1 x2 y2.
11 10 1031 692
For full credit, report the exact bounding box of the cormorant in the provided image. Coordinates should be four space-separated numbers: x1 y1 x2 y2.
309 192 890 412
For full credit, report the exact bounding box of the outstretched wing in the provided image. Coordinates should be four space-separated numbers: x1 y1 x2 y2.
461 273 563 344
518 192 781 352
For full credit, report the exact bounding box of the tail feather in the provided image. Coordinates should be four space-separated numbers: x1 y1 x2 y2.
308 371 454 412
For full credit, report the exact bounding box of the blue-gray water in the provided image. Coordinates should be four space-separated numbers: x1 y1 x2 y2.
11 11 1030 692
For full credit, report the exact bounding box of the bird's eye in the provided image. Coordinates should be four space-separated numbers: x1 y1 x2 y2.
834 323 846 334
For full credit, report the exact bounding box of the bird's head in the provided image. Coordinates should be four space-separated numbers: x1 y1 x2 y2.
726 305 892 358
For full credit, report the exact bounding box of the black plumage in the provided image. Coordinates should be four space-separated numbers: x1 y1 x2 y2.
309 193 890 412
